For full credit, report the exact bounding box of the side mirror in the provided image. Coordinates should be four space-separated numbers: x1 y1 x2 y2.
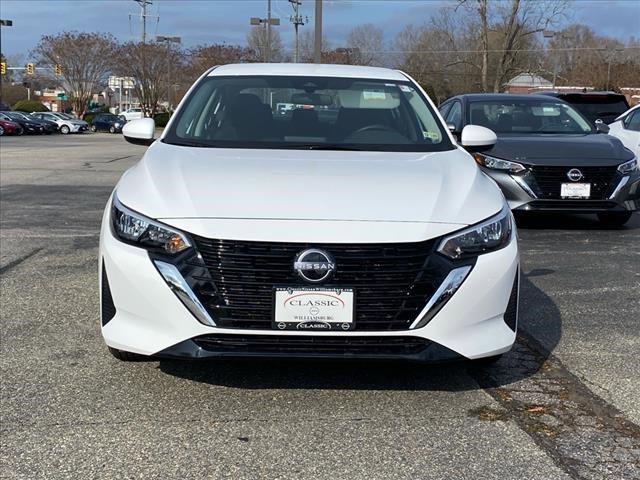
595 119 610 134
460 125 497 150
123 118 155 146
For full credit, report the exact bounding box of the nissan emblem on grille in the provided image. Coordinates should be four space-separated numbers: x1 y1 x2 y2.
294 249 335 283
567 168 584 182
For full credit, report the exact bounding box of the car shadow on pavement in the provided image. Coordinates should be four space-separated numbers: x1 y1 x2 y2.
158 275 562 392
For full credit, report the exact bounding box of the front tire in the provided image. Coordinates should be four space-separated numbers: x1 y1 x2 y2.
597 211 632 227
109 126 116 134
0 126 4 136
91 125 97 132
108 346 150 362
60 125 70 135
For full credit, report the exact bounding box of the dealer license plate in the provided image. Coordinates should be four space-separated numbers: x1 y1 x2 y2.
561 183 591 199
273 287 354 331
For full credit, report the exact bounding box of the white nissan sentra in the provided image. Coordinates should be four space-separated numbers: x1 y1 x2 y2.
100 63 519 363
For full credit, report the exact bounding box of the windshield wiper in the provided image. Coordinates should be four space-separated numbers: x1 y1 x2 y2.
163 139 213 148
274 144 365 151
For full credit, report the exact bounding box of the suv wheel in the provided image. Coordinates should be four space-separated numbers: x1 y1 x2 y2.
597 211 632 227
108 346 150 362
109 126 116 134
90 125 97 132
60 125 70 134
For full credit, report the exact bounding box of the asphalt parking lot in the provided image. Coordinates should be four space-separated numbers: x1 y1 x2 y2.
1 133 639 479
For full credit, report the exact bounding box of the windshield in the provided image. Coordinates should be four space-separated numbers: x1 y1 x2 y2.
6 112 28 121
562 96 629 124
164 75 452 151
468 99 593 135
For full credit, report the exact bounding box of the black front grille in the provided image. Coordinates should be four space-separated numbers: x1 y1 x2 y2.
189 237 451 331
194 334 430 356
524 166 619 200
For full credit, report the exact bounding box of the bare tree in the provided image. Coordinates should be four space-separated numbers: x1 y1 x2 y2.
346 24 385 66
114 41 182 117
247 26 285 62
298 30 331 63
32 32 117 117
458 0 568 92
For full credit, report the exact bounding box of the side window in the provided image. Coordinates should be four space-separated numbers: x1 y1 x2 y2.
624 110 640 132
439 103 451 119
445 101 462 132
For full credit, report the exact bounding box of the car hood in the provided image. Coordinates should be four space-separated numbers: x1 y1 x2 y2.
485 133 633 166
115 142 503 226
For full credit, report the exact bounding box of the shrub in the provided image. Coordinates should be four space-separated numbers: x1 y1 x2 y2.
153 112 171 127
84 113 96 125
12 100 49 112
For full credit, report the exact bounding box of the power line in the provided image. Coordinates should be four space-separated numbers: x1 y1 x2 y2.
354 46 640 54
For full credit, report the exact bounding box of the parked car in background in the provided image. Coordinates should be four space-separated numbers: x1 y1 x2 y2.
26 113 60 134
439 94 639 226
31 112 89 134
91 113 126 133
0 111 46 134
120 108 144 121
608 105 640 159
0 114 24 136
539 91 630 126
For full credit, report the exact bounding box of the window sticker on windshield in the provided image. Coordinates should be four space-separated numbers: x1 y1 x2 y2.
423 131 440 140
399 85 413 93
362 90 387 100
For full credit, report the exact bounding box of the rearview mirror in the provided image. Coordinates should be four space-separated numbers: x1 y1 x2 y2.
460 125 497 150
290 92 333 106
123 118 155 146
595 119 610 134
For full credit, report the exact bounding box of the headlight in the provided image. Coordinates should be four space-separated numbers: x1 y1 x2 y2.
114 122 121 127
111 196 191 254
438 206 512 259
473 153 526 174
618 157 638 175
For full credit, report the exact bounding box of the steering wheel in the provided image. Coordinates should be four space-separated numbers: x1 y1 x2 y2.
352 124 395 135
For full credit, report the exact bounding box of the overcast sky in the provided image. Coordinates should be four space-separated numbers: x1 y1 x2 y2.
1 0 639 60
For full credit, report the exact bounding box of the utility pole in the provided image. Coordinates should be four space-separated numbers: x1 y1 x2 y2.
131 0 156 43
289 0 307 63
267 0 272 63
0 19 13 95
314 0 322 63
156 35 181 111
250 8 280 63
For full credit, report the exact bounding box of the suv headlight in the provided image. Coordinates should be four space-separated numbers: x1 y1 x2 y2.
111 195 191 254
618 157 638 175
473 153 526 174
438 206 512 259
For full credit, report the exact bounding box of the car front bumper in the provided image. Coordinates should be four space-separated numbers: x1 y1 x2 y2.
99 200 519 362
483 168 640 213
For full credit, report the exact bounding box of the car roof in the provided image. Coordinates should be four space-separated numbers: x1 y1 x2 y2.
208 63 409 81
450 93 563 103
540 91 625 97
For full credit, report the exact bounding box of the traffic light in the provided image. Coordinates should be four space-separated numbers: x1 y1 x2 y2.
54 64 62 76
26 63 34 75
0 62 6 75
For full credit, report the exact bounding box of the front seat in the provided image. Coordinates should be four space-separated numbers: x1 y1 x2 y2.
224 93 274 140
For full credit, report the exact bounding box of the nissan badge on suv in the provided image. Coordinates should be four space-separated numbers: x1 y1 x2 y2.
100 64 519 363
